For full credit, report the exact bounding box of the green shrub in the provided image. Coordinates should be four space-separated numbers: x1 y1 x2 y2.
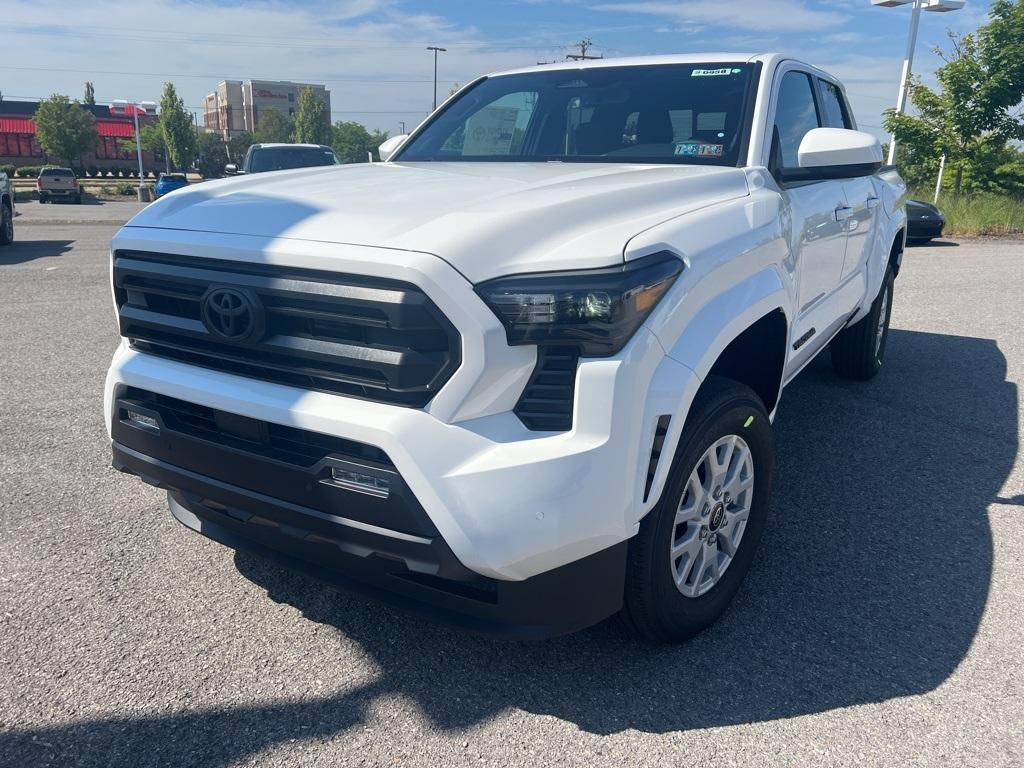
0 164 14 177
114 182 136 196
86 165 99 177
911 189 1024 235
16 166 41 178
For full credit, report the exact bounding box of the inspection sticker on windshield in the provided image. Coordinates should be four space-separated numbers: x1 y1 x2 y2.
691 67 742 77
674 142 724 157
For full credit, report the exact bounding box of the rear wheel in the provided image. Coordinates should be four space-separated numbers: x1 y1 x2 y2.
830 266 894 380
621 377 774 643
0 203 12 245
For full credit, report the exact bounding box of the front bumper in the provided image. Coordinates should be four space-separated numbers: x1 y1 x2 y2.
112 441 626 638
105 227 702 584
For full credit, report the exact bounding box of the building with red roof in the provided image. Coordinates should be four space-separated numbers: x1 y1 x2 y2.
0 100 163 171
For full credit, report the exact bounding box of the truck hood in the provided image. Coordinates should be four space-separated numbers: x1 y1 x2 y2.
123 161 749 283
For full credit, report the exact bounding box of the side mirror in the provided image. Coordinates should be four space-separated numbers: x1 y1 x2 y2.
783 128 882 182
377 134 408 162
224 163 238 175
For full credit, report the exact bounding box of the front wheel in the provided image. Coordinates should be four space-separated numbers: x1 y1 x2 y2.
621 377 774 643
830 266 894 380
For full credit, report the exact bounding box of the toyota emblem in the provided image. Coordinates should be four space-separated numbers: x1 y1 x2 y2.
201 287 262 342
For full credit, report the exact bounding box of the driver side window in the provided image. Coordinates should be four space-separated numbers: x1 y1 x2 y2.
773 71 821 170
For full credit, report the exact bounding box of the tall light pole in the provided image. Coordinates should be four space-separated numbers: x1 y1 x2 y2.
399 120 406 134
426 46 447 111
871 0 965 165
112 99 157 201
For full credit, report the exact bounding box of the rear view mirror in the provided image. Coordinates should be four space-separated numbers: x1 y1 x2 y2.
782 128 882 183
378 135 408 162
224 164 238 175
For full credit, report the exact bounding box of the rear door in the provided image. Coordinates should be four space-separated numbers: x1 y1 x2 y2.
817 77 879 280
769 69 849 374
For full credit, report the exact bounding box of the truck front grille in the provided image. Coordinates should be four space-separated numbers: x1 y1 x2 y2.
113 252 461 407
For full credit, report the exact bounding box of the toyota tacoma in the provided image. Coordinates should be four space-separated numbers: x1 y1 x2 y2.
106 54 907 642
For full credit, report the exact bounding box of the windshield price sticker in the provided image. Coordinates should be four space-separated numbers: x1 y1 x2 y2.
691 68 742 77
674 142 724 157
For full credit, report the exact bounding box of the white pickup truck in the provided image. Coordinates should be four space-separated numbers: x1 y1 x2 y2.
106 54 906 642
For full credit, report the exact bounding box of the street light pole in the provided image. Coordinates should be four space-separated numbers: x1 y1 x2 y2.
872 0 966 165
426 46 447 111
890 0 923 165
132 107 145 189
114 99 157 201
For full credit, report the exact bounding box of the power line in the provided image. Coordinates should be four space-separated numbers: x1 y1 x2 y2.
0 64 458 84
1 95 427 117
0 23 564 52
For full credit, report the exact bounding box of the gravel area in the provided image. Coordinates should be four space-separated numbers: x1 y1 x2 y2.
1 222 1021 767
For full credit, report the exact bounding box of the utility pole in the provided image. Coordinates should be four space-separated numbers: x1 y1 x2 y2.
426 46 447 111
566 38 603 61
399 120 406 134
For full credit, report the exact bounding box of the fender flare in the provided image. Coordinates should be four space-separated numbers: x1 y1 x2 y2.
636 266 789 516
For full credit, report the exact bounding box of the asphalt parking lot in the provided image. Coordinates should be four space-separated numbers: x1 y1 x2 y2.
1 209 1022 767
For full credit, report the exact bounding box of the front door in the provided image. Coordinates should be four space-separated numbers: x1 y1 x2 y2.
770 70 849 375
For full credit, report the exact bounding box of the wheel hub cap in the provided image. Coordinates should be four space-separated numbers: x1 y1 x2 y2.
708 502 725 531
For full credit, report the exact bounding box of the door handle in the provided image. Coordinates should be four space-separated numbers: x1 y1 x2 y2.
835 206 854 221
866 196 880 209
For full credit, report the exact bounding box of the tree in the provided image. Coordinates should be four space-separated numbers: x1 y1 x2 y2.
34 94 98 167
227 131 255 165
293 87 332 145
195 130 227 178
159 82 197 171
118 121 169 172
84 82 95 105
885 0 1024 198
331 121 388 163
254 108 293 143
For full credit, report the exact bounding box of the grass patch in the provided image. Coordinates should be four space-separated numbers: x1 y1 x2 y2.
914 191 1024 236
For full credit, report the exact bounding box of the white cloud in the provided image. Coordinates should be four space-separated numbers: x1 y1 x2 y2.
0 0 563 134
589 0 849 32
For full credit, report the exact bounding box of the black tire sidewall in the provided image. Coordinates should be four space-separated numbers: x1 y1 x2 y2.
638 384 774 639
872 269 895 370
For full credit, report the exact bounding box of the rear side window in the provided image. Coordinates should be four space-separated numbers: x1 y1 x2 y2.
818 79 852 129
772 71 821 169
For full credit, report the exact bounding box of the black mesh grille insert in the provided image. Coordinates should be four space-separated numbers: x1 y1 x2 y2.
514 346 579 431
114 252 461 407
120 387 393 468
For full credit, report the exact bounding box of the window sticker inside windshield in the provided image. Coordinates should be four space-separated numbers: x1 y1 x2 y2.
674 142 724 157
691 68 743 77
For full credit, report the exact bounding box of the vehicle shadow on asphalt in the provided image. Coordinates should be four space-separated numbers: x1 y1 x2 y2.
0 239 75 265
0 328 1014 767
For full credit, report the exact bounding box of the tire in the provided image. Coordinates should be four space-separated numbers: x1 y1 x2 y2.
0 203 12 245
830 266 894 380
621 377 774 643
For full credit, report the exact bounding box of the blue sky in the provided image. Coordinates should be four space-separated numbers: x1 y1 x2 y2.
1 0 994 139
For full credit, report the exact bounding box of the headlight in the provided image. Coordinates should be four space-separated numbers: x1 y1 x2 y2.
475 252 683 357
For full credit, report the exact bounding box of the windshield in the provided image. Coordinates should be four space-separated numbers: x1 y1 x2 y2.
397 63 756 166
248 146 339 173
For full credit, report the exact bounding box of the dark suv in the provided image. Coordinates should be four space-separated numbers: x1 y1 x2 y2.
226 144 340 175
